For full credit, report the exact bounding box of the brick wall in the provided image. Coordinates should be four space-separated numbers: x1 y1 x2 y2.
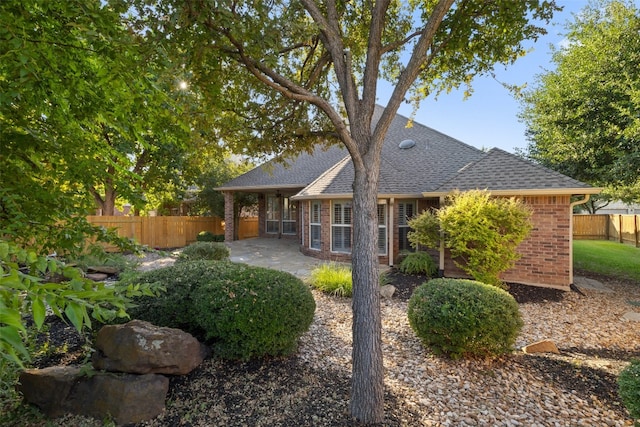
443 195 572 289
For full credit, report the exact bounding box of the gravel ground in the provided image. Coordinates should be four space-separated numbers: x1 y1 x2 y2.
30 258 640 426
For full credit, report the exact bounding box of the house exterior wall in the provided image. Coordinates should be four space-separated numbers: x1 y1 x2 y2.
256 193 301 241
443 195 572 289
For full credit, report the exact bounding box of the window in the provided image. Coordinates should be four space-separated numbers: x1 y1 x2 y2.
377 204 387 255
310 201 321 250
331 201 352 252
398 201 416 252
282 197 297 235
266 195 280 234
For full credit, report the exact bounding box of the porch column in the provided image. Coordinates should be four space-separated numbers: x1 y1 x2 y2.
223 191 235 242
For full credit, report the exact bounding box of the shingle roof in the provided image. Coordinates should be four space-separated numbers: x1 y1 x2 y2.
218 105 598 197
433 148 597 195
217 144 348 191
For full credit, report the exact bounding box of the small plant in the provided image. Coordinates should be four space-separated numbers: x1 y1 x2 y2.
618 359 640 423
177 241 229 263
398 251 437 276
196 231 225 242
310 263 352 297
68 250 137 274
123 261 315 360
408 278 523 359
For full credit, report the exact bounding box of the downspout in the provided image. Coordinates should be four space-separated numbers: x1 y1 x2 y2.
569 194 591 285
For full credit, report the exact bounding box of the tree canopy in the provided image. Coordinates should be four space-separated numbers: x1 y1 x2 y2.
129 0 558 422
520 0 640 204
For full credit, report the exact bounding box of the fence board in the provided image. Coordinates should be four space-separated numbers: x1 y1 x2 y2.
573 214 639 247
87 216 226 249
238 217 259 240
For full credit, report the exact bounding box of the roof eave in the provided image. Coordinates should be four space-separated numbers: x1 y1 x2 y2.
423 187 603 197
214 184 306 192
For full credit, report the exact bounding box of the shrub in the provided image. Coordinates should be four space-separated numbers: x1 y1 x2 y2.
123 261 315 360
196 231 225 242
409 190 532 288
398 251 437 276
407 278 523 359
193 263 315 360
618 359 640 422
177 241 229 263
310 263 352 297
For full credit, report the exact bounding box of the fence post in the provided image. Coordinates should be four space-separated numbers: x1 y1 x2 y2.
635 214 639 248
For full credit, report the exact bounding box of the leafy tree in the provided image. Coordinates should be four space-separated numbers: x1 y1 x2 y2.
129 0 558 422
409 190 533 288
520 0 640 204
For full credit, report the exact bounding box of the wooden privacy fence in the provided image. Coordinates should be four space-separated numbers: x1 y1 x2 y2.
87 216 259 249
574 214 640 247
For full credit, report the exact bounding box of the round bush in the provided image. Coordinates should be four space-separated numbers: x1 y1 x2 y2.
407 278 523 359
618 359 640 421
398 251 437 276
177 241 229 263
122 261 315 360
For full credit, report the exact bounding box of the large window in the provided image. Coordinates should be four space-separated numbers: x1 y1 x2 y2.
310 201 321 250
398 201 416 252
378 204 387 255
331 201 352 252
282 197 297 235
266 195 280 234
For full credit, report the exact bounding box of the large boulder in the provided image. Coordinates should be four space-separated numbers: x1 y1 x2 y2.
92 319 208 375
18 366 169 425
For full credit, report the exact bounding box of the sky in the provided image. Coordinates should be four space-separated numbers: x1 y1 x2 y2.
377 1 609 154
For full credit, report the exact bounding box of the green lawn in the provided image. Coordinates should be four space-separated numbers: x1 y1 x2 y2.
573 240 640 281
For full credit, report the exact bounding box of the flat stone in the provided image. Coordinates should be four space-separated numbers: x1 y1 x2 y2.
85 273 109 281
87 266 119 275
573 276 613 293
522 339 560 354
621 311 640 322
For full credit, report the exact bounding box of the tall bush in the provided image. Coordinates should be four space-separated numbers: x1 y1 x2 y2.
409 190 532 288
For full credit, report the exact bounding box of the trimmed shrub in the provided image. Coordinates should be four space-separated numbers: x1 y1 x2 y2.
618 359 640 422
309 263 352 297
177 241 229 263
398 251 437 276
196 231 225 242
122 261 315 360
193 264 315 360
408 278 523 359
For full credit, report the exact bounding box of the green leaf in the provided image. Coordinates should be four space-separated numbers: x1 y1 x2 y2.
32 297 46 330
64 302 86 332
0 308 26 332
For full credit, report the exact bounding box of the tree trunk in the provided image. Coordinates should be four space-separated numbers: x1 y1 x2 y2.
349 154 384 423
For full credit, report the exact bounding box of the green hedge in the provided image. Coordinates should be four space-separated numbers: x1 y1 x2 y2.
122 261 315 360
176 241 229 263
408 278 523 359
618 359 640 421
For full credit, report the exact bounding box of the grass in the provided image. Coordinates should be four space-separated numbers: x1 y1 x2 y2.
309 263 352 297
573 240 640 281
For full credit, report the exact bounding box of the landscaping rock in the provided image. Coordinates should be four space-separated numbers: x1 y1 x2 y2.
621 311 640 322
521 339 560 354
18 366 169 425
380 284 396 299
92 320 209 375
85 273 109 282
88 266 120 275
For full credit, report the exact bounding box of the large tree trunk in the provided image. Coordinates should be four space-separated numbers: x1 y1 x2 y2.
349 148 384 423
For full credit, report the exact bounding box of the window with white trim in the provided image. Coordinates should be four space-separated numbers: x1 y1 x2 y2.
398 201 416 252
331 201 352 252
377 204 387 255
282 197 297 235
310 201 321 250
266 194 280 234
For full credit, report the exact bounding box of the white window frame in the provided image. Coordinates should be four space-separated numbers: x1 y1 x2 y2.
309 201 321 250
331 200 352 253
282 197 297 235
377 203 387 255
398 200 417 252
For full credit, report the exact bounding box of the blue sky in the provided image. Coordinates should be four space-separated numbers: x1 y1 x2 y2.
378 1 602 154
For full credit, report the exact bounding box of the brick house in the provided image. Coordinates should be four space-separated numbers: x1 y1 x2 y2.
218 106 599 289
